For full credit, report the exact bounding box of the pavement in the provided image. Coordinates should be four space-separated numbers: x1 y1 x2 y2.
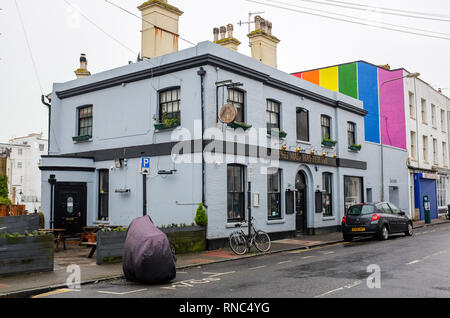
0 216 449 298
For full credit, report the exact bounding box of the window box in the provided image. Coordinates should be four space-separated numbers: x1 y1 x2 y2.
154 118 180 131
322 139 337 147
72 135 91 142
229 121 252 131
349 144 362 152
270 128 287 139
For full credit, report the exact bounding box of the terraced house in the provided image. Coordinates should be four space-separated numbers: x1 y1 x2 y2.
39 0 408 248
293 61 450 221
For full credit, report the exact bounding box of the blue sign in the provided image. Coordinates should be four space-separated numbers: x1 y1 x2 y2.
141 157 150 169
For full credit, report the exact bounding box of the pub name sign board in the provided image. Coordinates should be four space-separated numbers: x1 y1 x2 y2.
278 150 337 167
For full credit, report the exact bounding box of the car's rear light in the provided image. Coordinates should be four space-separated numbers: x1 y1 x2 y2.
371 214 380 222
342 216 347 224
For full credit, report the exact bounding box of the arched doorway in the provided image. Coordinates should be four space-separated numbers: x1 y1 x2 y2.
295 171 307 233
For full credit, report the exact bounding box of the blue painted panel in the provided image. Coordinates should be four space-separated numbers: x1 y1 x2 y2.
357 62 380 144
414 174 439 220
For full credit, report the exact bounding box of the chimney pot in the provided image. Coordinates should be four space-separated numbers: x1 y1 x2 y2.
213 27 219 42
260 19 266 33
267 22 272 35
254 15 262 30
220 26 226 39
227 24 234 38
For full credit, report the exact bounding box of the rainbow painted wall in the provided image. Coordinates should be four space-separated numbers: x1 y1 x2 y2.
293 61 406 150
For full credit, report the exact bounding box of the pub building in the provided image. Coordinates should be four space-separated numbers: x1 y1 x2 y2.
39 1 409 248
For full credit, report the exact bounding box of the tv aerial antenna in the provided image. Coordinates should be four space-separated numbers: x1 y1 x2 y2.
238 11 265 47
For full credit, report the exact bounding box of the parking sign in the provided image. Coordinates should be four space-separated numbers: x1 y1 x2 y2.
141 157 150 174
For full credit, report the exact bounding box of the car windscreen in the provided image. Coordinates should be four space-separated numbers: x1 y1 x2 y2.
347 205 375 215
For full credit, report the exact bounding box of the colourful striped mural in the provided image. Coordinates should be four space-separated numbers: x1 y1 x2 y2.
292 61 406 150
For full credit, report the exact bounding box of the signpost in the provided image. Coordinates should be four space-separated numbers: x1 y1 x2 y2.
141 158 150 216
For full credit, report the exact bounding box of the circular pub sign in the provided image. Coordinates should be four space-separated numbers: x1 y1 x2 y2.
219 103 238 124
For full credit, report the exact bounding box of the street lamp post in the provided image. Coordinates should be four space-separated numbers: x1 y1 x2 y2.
379 72 420 202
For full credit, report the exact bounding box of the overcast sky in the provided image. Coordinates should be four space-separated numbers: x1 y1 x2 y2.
1 0 450 143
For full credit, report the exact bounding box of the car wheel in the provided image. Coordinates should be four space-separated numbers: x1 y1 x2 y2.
405 222 413 236
343 235 353 242
378 225 389 240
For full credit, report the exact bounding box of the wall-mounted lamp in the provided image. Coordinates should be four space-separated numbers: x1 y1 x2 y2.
158 169 177 175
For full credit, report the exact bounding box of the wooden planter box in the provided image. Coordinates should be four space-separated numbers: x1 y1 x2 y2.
9 205 26 216
96 231 127 265
0 205 7 217
0 234 54 276
161 226 206 254
0 214 39 234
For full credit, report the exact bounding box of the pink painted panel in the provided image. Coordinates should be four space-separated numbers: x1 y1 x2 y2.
378 69 406 149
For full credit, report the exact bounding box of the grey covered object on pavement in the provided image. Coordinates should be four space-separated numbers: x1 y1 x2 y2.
122 215 177 284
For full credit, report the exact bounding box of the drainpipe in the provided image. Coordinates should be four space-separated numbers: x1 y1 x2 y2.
197 67 207 207
41 94 51 153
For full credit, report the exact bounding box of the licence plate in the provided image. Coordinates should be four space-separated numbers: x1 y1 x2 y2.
352 227 365 232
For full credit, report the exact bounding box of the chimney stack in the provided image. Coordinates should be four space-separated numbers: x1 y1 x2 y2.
74 53 91 78
213 23 241 51
247 16 280 68
138 0 183 59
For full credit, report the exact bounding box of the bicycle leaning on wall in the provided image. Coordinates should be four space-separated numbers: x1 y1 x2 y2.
229 217 271 255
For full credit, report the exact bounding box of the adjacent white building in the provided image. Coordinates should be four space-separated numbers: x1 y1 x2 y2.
0 133 48 212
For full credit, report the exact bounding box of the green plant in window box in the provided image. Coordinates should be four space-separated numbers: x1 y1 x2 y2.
270 128 287 139
322 134 337 147
229 121 252 131
72 135 91 142
349 144 362 151
154 116 180 130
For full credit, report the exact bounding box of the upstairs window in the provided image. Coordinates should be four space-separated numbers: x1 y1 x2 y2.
266 100 280 134
421 98 427 124
321 115 331 141
296 108 309 142
228 89 245 123
78 105 93 138
347 122 356 146
160 87 181 124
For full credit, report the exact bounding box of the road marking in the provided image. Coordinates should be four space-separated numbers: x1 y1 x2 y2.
32 288 80 298
162 271 235 290
288 242 348 254
249 265 266 270
177 271 188 274
277 260 292 265
302 256 315 259
98 288 147 295
324 251 335 255
406 249 449 265
314 280 362 298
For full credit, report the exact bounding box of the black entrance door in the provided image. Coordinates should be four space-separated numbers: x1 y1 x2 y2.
54 183 87 235
295 172 307 233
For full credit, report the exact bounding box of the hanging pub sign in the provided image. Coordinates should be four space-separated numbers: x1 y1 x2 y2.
219 103 238 124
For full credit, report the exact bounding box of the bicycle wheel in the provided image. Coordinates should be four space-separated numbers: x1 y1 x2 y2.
254 230 271 252
229 232 248 255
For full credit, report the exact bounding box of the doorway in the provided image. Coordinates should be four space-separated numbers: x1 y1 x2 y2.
295 171 307 233
54 182 87 235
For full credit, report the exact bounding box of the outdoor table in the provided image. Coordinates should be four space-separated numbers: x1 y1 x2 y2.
39 228 66 251
79 226 99 245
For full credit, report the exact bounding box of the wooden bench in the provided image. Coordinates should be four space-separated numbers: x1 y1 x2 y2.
81 242 97 258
